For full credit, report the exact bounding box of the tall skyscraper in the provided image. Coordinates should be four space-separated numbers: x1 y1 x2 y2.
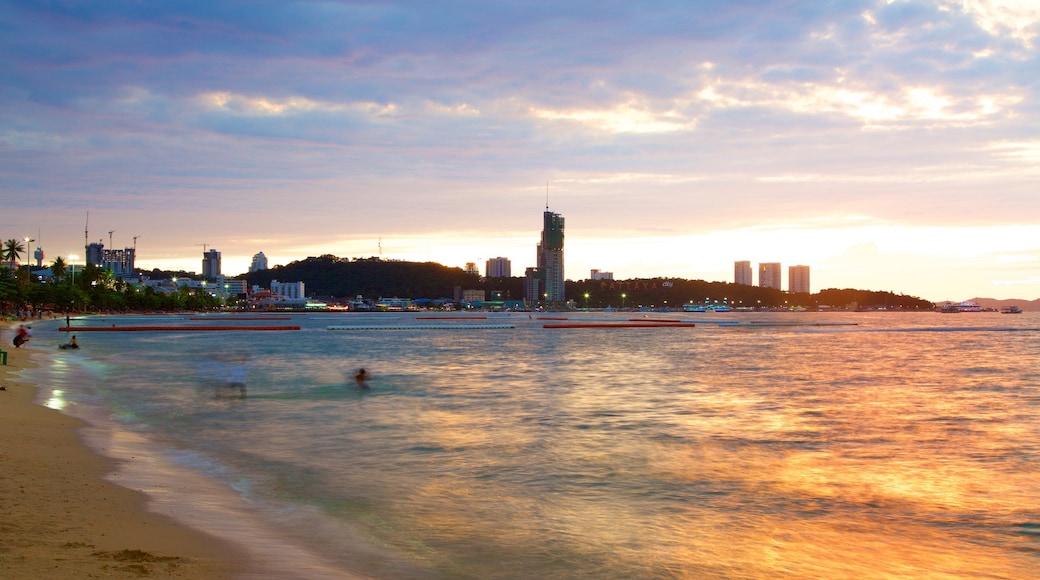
734 260 753 285
525 209 565 306
249 251 268 272
789 265 810 294
202 249 221 280
486 257 511 278
540 209 565 305
758 262 781 290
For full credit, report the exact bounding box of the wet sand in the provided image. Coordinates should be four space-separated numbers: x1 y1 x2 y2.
0 323 248 578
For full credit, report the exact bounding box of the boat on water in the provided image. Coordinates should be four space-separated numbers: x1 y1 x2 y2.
683 303 732 313
1000 306 1022 314
939 301 982 313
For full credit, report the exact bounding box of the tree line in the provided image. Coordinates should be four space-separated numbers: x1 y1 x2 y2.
248 255 934 310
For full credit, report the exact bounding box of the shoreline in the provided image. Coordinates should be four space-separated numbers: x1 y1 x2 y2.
0 321 250 578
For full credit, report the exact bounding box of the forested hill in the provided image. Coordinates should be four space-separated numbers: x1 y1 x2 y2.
241 255 935 310
244 255 478 298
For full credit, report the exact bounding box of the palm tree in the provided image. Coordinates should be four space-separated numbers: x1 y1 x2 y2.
51 256 68 282
3 238 26 266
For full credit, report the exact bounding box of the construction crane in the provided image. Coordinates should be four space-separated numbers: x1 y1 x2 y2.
108 230 115 248
132 235 139 251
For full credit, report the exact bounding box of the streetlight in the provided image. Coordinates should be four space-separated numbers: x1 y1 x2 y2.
621 293 626 309
584 292 590 310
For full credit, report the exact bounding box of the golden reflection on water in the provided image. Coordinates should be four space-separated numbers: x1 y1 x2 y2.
42 313 1039 578
420 319 1037 578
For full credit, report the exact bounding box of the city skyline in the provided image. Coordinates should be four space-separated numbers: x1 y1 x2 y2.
2 2 1039 302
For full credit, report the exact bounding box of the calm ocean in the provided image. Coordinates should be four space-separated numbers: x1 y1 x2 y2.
24 311 1040 579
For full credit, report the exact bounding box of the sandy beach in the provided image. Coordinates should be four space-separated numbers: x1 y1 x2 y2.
0 322 248 578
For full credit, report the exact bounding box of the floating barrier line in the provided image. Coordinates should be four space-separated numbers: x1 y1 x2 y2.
189 316 292 320
742 321 858 327
415 316 488 320
60 325 301 332
328 324 515 330
543 322 696 329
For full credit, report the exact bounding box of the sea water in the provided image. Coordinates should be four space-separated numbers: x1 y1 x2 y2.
24 311 1040 578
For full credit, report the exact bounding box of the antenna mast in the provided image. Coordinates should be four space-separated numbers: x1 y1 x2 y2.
546 180 549 210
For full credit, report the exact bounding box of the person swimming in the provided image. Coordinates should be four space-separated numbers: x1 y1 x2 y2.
60 335 79 349
354 368 371 390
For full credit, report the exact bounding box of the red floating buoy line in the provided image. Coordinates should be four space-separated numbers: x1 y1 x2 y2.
543 322 695 329
59 325 301 332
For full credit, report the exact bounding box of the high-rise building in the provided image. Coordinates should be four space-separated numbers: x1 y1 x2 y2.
85 242 136 278
758 262 781 290
250 251 268 272
524 267 542 305
486 257 511 278
734 260 753 285
202 249 221 280
789 265 810 294
524 209 565 306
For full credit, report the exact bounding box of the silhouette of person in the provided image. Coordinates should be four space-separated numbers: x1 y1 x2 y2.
354 368 371 390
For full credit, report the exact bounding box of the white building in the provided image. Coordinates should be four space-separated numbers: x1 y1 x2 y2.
249 252 268 272
270 279 305 301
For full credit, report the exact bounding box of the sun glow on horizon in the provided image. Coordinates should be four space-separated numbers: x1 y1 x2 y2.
135 220 1040 302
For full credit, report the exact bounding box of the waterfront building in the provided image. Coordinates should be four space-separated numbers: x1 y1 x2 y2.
202 249 221 281
270 279 305 301
223 279 248 297
486 257 511 278
789 265 810 294
758 262 781 290
462 289 486 304
734 261 753 285
250 252 268 272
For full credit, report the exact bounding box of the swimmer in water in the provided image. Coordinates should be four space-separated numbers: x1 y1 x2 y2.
354 368 371 390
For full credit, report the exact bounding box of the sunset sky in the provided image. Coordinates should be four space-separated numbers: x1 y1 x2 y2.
2 1 1038 301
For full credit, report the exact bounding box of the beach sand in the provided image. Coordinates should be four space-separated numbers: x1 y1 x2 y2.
0 324 248 578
